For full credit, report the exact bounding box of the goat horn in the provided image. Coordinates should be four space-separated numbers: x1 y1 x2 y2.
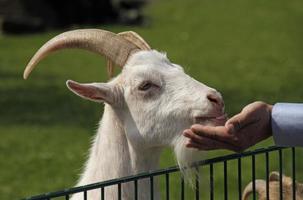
105 31 151 77
23 29 140 79
118 31 151 50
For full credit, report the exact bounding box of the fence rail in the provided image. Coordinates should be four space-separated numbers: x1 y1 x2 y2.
24 146 300 200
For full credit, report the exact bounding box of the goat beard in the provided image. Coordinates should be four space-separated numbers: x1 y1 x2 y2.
173 135 204 186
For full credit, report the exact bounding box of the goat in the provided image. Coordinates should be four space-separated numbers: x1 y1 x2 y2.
242 171 303 200
23 29 226 200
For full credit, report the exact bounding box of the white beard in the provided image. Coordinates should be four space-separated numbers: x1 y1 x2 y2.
173 134 204 186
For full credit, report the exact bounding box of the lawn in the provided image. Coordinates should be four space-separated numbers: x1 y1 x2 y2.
1 0 303 199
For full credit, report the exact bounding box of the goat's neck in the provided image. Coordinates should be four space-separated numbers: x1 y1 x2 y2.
77 104 162 185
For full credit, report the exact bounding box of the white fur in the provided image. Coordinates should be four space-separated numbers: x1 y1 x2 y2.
70 50 224 200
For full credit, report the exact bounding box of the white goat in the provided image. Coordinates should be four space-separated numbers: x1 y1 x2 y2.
24 29 226 200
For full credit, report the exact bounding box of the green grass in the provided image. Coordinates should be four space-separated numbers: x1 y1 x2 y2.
1 0 303 199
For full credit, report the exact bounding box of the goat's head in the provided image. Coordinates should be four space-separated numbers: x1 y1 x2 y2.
24 29 226 178
242 171 303 200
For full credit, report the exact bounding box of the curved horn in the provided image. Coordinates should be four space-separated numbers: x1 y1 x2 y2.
105 31 151 77
23 29 140 79
118 31 151 50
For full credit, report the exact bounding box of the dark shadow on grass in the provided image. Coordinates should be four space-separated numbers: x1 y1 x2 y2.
0 69 58 80
0 80 102 129
0 70 25 80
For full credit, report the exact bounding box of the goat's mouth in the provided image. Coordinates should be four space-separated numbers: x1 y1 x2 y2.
194 113 227 126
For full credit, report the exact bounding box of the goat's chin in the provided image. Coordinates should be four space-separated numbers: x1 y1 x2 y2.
173 135 204 186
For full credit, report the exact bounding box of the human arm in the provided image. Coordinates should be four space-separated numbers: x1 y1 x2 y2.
183 101 273 152
184 101 303 152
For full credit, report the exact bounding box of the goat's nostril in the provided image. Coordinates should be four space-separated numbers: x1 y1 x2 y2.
207 93 221 106
206 94 219 104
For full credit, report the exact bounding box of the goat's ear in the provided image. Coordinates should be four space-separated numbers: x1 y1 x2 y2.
66 80 113 104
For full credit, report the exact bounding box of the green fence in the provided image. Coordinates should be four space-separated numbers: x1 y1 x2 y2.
24 146 299 200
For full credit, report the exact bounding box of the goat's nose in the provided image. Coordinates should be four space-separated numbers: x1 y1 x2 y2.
207 92 224 108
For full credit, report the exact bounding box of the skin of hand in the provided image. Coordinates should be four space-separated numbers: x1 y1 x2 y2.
183 101 273 152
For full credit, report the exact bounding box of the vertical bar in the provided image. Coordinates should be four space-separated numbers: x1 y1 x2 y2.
101 187 105 200
265 152 270 200
210 164 214 200
279 149 283 200
292 147 296 200
195 167 199 200
65 194 69 200
150 176 154 200
181 176 185 200
224 161 228 200
118 183 122 200
252 155 256 200
84 190 87 200
166 173 170 200
237 158 242 200
134 180 138 200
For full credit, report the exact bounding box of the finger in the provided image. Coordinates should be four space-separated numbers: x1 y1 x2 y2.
226 104 261 131
226 112 258 133
190 124 231 140
184 129 238 151
186 141 205 150
185 128 243 151
186 137 241 152
225 113 245 132
183 129 206 144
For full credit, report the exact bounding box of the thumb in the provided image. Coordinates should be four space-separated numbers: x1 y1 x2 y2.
225 112 249 132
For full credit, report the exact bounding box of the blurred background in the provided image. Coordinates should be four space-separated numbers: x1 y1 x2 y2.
1 0 303 199
0 0 148 34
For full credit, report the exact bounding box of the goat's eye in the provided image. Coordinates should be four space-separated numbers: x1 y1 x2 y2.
138 82 153 91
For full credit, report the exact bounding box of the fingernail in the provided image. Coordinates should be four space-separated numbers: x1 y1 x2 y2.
191 124 202 130
225 123 232 128
226 124 235 133
186 143 193 148
183 131 190 137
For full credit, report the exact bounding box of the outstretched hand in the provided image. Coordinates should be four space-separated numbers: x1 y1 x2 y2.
183 101 273 152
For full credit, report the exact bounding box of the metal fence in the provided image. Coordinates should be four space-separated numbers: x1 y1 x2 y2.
24 146 300 200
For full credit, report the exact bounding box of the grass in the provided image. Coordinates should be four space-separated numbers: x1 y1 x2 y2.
1 0 303 199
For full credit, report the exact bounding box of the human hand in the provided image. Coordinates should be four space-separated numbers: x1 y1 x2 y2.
183 101 273 152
